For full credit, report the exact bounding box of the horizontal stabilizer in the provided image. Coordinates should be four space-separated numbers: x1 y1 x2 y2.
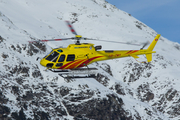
130 55 139 59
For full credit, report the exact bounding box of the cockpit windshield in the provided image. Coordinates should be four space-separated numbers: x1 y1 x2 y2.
46 51 59 62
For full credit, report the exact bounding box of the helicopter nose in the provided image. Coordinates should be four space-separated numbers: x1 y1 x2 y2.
40 59 47 67
40 59 54 68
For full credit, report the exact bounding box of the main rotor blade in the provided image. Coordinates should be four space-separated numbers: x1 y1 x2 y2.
28 38 72 43
84 38 143 46
66 21 78 35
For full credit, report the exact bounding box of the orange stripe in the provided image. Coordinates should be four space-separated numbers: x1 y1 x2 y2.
58 56 103 69
129 50 139 54
65 59 86 69
77 56 103 68
126 50 133 54
58 61 75 69
126 50 139 55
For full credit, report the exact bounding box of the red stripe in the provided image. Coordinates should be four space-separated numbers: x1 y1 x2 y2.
71 29 75 33
68 24 74 31
65 59 86 69
58 61 75 69
77 56 103 68
58 56 103 69
41 40 49 42
68 24 72 28
55 39 62 41
129 50 139 54
126 50 133 54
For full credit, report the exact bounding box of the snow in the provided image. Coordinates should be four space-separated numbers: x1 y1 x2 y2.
0 0 180 119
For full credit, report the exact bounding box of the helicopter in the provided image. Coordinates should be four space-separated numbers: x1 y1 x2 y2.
29 21 160 77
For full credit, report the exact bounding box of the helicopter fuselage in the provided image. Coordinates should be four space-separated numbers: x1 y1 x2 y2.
40 37 158 70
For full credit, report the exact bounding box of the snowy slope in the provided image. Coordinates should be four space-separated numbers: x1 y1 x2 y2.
0 0 180 119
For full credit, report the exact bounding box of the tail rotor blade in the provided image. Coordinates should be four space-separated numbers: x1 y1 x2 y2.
66 21 78 35
140 41 150 49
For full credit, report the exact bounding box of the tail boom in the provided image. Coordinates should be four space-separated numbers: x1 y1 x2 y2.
95 34 161 63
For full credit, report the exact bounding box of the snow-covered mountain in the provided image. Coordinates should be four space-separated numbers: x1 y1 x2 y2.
0 0 180 119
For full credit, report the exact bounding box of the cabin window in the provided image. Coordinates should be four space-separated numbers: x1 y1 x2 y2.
46 51 59 62
58 54 65 62
56 63 63 67
67 54 75 61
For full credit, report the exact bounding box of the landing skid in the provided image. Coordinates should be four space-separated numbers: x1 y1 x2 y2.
59 74 96 79
49 68 98 79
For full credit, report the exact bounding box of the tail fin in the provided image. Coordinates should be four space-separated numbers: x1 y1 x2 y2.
146 34 161 62
146 54 152 62
147 34 161 51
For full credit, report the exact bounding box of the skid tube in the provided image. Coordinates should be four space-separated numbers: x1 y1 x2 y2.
49 68 98 79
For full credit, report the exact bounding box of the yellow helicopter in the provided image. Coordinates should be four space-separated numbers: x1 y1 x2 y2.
29 21 160 75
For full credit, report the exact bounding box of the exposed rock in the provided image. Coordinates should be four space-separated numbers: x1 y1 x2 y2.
32 69 43 79
0 104 10 119
165 88 177 101
27 42 46 56
95 73 110 87
0 36 5 43
1 53 9 59
110 83 126 95
33 111 50 120
64 94 129 120
11 86 20 95
22 90 34 101
174 44 180 50
11 108 26 120
0 91 8 104
63 90 94 102
135 21 147 30
123 62 154 83
137 84 154 102
100 63 113 76
59 86 72 97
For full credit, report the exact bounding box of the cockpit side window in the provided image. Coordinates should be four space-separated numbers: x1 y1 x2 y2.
58 54 65 62
46 51 59 62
